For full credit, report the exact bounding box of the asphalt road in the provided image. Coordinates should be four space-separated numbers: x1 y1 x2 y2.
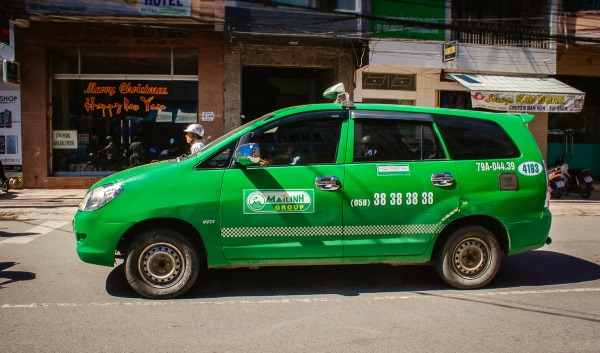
1 188 599 353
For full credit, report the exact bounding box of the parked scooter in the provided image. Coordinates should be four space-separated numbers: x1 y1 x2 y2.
547 154 567 199
562 163 595 198
0 160 9 193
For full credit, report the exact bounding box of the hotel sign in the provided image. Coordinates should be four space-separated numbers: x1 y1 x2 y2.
26 0 192 17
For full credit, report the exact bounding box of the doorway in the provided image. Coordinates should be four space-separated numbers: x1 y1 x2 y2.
241 66 335 122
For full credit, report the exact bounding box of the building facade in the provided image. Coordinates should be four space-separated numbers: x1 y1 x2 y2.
355 0 587 164
4 0 599 188
7 0 367 188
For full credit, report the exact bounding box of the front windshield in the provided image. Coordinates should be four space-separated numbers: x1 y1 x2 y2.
196 113 275 154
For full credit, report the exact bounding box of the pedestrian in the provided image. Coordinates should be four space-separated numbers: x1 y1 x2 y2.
183 123 205 155
129 136 145 167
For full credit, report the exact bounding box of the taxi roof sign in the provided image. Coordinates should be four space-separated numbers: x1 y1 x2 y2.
323 83 354 108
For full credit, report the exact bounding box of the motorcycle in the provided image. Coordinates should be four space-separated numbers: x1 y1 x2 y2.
547 154 567 199
0 160 9 193
563 163 595 198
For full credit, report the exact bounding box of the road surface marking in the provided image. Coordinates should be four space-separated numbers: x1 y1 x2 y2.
0 221 71 244
2 287 600 308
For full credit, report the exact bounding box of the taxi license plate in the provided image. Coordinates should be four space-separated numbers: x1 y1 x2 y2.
584 176 593 183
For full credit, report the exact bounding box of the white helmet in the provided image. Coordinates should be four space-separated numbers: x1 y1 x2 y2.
184 123 204 138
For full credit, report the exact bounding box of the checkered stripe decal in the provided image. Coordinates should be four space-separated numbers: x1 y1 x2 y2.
345 224 438 236
221 224 438 238
222 226 343 238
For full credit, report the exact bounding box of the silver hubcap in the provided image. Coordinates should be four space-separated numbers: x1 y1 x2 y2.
139 243 184 288
452 237 490 278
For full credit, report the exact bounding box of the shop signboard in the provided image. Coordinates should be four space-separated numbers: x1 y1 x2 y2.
443 41 457 62
81 80 197 123
201 111 215 122
371 0 445 40
53 130 78 149
470 91 586 113
0 90 22 173
26 0 192 17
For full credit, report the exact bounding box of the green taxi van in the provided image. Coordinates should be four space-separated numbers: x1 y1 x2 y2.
74 83 552 298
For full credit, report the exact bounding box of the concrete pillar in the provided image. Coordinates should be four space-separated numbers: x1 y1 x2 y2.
529 112 549 161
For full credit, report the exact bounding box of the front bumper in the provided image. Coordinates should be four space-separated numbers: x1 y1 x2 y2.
73 211 134 267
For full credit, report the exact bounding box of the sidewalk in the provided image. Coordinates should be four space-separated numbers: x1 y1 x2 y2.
0 189 86 221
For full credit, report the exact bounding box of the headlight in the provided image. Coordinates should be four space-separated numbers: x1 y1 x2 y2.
79 183 124 211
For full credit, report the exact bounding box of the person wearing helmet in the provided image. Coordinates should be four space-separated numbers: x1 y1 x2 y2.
129 136 145 167
99 136 117 169
360 135 377 156
184 123 205 155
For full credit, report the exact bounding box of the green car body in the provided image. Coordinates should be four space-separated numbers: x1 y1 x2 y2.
74 95 552 298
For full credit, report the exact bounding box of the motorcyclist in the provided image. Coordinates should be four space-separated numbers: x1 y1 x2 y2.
129 136 145 167
183 123 205 155
98 136 117 170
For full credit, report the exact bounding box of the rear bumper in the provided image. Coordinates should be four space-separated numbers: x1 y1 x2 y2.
507 208 552 255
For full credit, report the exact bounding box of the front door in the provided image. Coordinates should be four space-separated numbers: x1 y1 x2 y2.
220 111 347 260
343 113 461 257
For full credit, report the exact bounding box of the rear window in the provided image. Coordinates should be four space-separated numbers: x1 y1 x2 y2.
434 115 520 160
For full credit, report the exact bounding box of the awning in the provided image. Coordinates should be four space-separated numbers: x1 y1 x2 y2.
448 73 586 113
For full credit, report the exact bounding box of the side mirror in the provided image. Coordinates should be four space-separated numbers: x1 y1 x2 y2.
234 143 261 166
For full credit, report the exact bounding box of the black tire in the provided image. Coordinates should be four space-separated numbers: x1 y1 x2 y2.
551 186 562 199
1 180 8 193
125 229 200 299
579 184 592 199
435 226 501 289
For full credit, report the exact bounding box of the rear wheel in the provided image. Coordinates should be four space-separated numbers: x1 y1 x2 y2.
551 185 562 199
435 226 501 289
125 229 200 299
579 184 592 198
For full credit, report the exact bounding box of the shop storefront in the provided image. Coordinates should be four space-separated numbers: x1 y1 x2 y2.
50 46 199 176
16 23 224 188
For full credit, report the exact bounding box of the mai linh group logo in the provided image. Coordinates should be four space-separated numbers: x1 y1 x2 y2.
244 190 314 214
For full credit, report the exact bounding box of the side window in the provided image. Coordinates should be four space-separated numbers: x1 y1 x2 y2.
195 141 236 169
248 114 343 167
354 119 445 162
434 115 520 160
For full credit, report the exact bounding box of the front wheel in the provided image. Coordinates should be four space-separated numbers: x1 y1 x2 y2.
125 229 200 299
435 226 501 289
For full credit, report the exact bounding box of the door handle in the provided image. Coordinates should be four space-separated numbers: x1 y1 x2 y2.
431 172 454 187
315 176 341 191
